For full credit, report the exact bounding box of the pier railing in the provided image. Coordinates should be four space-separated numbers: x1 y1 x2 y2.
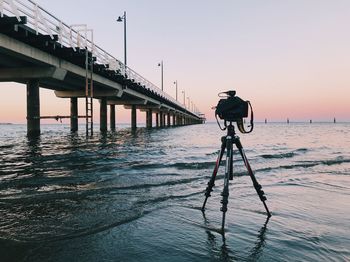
0 0 201 117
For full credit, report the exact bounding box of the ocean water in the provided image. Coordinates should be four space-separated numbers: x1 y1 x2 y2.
0 122 349 262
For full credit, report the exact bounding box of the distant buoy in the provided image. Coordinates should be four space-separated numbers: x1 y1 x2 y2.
265 118 267 124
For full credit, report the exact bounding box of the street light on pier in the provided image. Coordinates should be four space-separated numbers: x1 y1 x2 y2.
187 97 190 110
116 11 127 70
173 80 178 101
158 61 164 91
182 90 186 107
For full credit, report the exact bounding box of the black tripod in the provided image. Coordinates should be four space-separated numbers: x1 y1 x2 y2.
201 122 271 232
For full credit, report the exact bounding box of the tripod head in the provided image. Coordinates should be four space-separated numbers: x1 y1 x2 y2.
224 122 237 136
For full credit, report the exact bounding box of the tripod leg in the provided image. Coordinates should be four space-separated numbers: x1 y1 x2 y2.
202 136 226 211
221 135 233 232
235 137 272 217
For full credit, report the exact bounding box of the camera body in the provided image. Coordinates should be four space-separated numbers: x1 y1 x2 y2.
215 91 249 122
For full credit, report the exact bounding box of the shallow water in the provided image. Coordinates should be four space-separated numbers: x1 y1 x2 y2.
0 123 349 261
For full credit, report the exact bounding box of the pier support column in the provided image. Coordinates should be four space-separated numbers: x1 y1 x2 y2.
156 113 159 127
27 79 40 136
172 114 176 126
160 112 164 127
146 109 153 128
70 97 78 132
131 105 137 129
110 105 116 131
167 113 171 127
100 98 107 132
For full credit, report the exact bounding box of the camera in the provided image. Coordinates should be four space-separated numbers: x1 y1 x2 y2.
215 91 248 121
215 90 253 133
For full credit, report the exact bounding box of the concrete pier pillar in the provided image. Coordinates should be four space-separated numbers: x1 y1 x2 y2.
167 113 171 127
70 97 78 132
27 80 40 136
146 109 153 128
156 113 159 127
131 105 137 129
100 98 107 132
160 112 164 127
110 104 116 131
172 114 176 126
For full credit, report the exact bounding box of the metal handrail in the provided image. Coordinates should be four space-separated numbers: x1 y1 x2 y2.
0 0 200 117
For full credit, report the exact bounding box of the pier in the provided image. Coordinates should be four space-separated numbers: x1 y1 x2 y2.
0 0 205 136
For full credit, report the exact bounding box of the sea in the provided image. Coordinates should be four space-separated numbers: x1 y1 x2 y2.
0 122 349 262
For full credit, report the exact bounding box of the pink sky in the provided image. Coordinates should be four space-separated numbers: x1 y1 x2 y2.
1 0 349 123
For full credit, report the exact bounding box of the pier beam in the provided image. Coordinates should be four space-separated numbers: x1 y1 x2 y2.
131 105 137 129
27 79 40 136
70 97 78 132
110 105 116 131
100 98 107 132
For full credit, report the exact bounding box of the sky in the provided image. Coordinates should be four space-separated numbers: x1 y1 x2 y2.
0 0 350 123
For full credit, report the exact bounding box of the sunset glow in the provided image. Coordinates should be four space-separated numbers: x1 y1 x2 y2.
1 0 349 123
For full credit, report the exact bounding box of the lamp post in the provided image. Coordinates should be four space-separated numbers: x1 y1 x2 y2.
173 80 178 101
158 61 164 91
182 90 185 107
187 97 190 109
117 11 127 69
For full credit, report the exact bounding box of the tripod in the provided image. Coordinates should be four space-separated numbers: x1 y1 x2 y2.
201 122 271 232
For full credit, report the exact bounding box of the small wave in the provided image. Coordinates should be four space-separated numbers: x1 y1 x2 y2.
296 148 308 152
297 158 350 167
0 144 15 150
260 152 296 159
113 177 202 191
0 208 149 244
321 158 350 166
173 161 218 170
260 148 309 159
206 150 220 156
137 191 203 206
256 158 350 173
131 161 223 170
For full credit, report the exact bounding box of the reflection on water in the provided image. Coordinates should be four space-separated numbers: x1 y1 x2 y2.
202 208 270 261
247 216 270 261
0 123 349 261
